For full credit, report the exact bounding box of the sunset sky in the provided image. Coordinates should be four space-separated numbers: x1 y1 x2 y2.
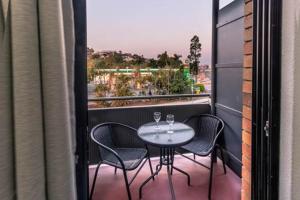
87 0 234 65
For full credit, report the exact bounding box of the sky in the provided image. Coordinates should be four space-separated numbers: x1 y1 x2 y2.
87 0 235 65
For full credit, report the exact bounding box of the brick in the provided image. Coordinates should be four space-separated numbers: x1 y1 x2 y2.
243 93 252 107
243 130 252 146
243 142 252 159
242 167 251 185
245 14 253 29
242 2 253 200
245 1 253 16
244 41 253 55
242 179 251 200
243 81 252 93
242 118 252 133
242 168 251 185
242 154 252 170
242 189 251 200
244 27 253 42
244 55 253 68
243 68 252 81
243 105 252 120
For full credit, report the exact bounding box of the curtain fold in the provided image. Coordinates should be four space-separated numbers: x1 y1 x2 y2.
0 0 77 199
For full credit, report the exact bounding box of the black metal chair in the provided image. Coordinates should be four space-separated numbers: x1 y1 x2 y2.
90 122 154 200
175 114 226 200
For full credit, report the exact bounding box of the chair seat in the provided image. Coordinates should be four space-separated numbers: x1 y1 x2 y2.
103 148 147 170
180 138 212 156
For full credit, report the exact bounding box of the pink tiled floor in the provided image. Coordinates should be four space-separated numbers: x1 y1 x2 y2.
89 155 241 200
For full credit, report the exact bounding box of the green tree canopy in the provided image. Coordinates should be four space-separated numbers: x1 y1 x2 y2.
187 35 202 75
114 75 133 97
157 51 170 68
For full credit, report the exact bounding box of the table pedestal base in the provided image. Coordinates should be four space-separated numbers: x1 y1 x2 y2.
139 147 191 200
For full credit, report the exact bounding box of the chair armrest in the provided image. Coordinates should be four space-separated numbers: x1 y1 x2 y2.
94 140 127 168
90 124 127 169
211 120 225 150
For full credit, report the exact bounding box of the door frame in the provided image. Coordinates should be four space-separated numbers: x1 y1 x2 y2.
73 0 89 200
73 0 283 199
252 0 282 199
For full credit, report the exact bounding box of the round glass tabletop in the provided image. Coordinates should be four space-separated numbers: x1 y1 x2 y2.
137 121 195 147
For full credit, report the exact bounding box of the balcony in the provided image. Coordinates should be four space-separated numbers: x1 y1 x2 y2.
89 156 241 200
88 96 241 199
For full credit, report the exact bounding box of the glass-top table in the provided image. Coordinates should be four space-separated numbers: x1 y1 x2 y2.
137 121 195 147
138 121 195 200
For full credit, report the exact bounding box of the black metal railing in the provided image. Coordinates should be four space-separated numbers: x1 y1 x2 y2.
88 102 212 164
88 93 210 102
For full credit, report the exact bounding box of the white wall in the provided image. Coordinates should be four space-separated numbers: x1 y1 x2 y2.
280 0 300 199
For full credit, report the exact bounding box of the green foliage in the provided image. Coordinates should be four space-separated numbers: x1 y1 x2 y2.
157 51 170 68
170 69 191 94
87 67 97 82
153 69 171 94
131 54 145 65
187 35 202 75
169 54 183 68
95 60 107 69
87 48 192 99
147 58 158 68
194 83 206 93
114 75 133 97
95 83 110 97
157 52 183 68
153 68 190 95
112 75 134 106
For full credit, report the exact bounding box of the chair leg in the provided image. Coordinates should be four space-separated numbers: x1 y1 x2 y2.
122 168 132 200
156 164 160 171
114 167 117 174
208 151 214 200
193 153 196 160
219 147 227 174
148 156 155 180
89 162 101 200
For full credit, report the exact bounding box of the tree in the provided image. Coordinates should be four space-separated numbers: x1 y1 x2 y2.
147 58 158 68
113 51 124 64
95 83 109 97
114 75 133 97
113 75 133 106
94 60 108 83
157 51 170 68
187 35 202 76
153 69 170 94
131 54 145 65
87 67 97 83
170 69 190 94
169 54 183 68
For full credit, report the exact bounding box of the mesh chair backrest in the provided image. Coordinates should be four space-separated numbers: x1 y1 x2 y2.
92 124 115 160
185 115 221 144
111 125 143 148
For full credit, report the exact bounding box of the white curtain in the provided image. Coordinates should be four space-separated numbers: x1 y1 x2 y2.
0 0 77 200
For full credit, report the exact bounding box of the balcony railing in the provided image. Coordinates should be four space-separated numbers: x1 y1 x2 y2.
88 97 211 164
88 93 210 102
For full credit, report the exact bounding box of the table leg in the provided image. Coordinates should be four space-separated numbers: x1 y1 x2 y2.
167 148 176 200
139 149 163 199
172 166 191 186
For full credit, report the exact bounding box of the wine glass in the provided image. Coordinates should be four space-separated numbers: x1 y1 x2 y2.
166 114 174 141
154 112 161 137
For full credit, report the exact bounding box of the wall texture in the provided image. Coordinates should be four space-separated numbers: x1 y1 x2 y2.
280 0 300 199
242 0 253 199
